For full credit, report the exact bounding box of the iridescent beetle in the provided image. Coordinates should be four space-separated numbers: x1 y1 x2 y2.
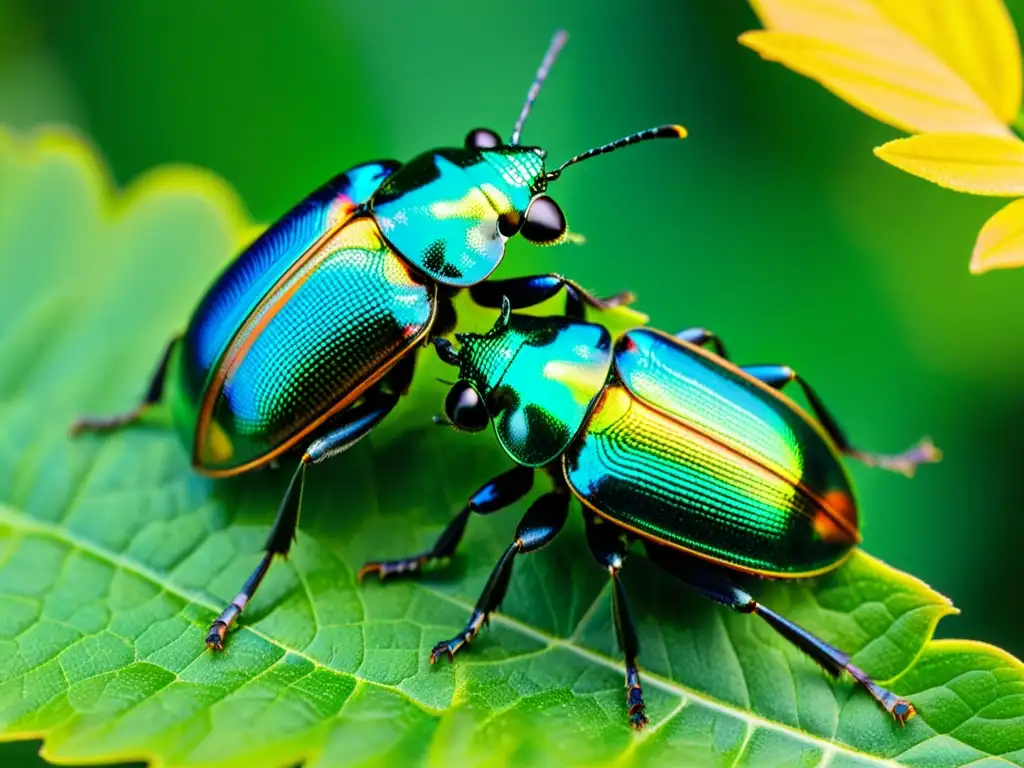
70 32 686 649
360 300 941 728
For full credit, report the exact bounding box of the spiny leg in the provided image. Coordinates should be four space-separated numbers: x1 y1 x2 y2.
584 515 647 729
70 336 179 434
206 388 400 650
742 363 940 476
430 486 569 663
674 327 729 360
470 274 634 320
644 542 916 724
358 464 535 581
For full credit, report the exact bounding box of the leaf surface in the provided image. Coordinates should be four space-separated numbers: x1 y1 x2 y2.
740 0 1020 136
874 134 1024 196
1 127 1022 768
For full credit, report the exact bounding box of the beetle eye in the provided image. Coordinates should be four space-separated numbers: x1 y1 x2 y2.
465 128 502 150
521 195 567 244
444 382 489 432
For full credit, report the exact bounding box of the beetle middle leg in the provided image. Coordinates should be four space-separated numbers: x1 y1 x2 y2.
70 336 180 434
470 274 634 319
429 482 570 663
205 376 406 650
358 465 535 581
674 327 729 360
583 515 648 729
742 364 941 476
644 541 917 724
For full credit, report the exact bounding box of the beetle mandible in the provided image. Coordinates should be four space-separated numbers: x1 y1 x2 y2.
70 31 686 650
359 300 941 728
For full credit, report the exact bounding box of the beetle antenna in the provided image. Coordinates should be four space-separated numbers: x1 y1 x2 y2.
510 30 568 146
545 124 687 181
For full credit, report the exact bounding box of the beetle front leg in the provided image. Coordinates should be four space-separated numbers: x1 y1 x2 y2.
205 390 399 650
584 515 647 729
644 542 916 724
429 485 569 663
70 336 180 435
470 274 634 320
742 364 941 477
358 465 534 581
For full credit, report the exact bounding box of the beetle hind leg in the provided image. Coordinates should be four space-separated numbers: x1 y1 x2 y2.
584 515 648 729
429 485 569 663
70 337 179 435
645 542 916 724
742 364 941 477
206 388 400 650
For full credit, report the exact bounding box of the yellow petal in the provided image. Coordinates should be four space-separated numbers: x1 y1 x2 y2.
971 198 1024 272
742 0 1020 134
874 133 1024 195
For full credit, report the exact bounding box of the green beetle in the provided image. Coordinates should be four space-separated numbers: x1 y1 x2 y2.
70 32 686 650
360 301 941 729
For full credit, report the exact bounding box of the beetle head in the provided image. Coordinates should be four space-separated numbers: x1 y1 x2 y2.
433 298 613 466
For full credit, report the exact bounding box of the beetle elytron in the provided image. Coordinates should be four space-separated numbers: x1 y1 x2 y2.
359 300 940 728
70 32 686 649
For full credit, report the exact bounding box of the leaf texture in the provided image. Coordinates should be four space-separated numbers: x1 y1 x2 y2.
740 0 1020 136
1 127 1022 768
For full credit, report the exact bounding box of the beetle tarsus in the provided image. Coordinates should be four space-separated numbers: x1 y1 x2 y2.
430 613 486 664
205 623 228 652
849 437 942 478
69 408 146 436
891 698 916 725
626 667 648 730
357 555 428 583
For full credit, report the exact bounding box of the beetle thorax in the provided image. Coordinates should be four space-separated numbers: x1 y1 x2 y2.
369 147 546 288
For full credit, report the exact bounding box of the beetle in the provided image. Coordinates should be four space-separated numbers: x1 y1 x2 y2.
69 31 686 650
359 300 941 729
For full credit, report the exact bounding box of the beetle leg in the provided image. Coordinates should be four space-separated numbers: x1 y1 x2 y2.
644 542 917 724
583 515 648 729
70 336 180 435
674 327 729 360
429 486 569 663
742 364 941 477
469 274 634 320
358 465 534 582
205 391 399 651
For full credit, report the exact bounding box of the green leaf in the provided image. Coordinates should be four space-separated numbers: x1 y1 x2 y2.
0 126 1021 768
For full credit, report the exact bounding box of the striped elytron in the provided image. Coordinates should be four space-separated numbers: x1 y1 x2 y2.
70 31 686 650
359 301 941 729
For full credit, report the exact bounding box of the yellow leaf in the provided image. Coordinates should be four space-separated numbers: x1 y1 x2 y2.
971 198 1024 272
874 133 1024 195
741 0 1020 135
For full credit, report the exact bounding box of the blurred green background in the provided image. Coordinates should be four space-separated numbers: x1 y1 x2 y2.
2 1 1022 765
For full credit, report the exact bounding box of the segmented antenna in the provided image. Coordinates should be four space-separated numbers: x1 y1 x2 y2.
545 124 687 181
510 30 568 145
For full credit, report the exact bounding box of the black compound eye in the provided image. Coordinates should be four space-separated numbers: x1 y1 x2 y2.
465 128 502 150
521 195 566 244
445 382 489 432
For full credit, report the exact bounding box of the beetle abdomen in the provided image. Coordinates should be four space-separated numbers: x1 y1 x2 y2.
181 161 400 402
614 329 857 538
192 217 435 474
564 385 857 576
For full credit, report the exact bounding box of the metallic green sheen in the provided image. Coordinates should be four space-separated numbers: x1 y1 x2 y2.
457 314 612 467
183 218 435 471
180 161 399 406
564 384 855 575
370 147 545 287
614 329 856 531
